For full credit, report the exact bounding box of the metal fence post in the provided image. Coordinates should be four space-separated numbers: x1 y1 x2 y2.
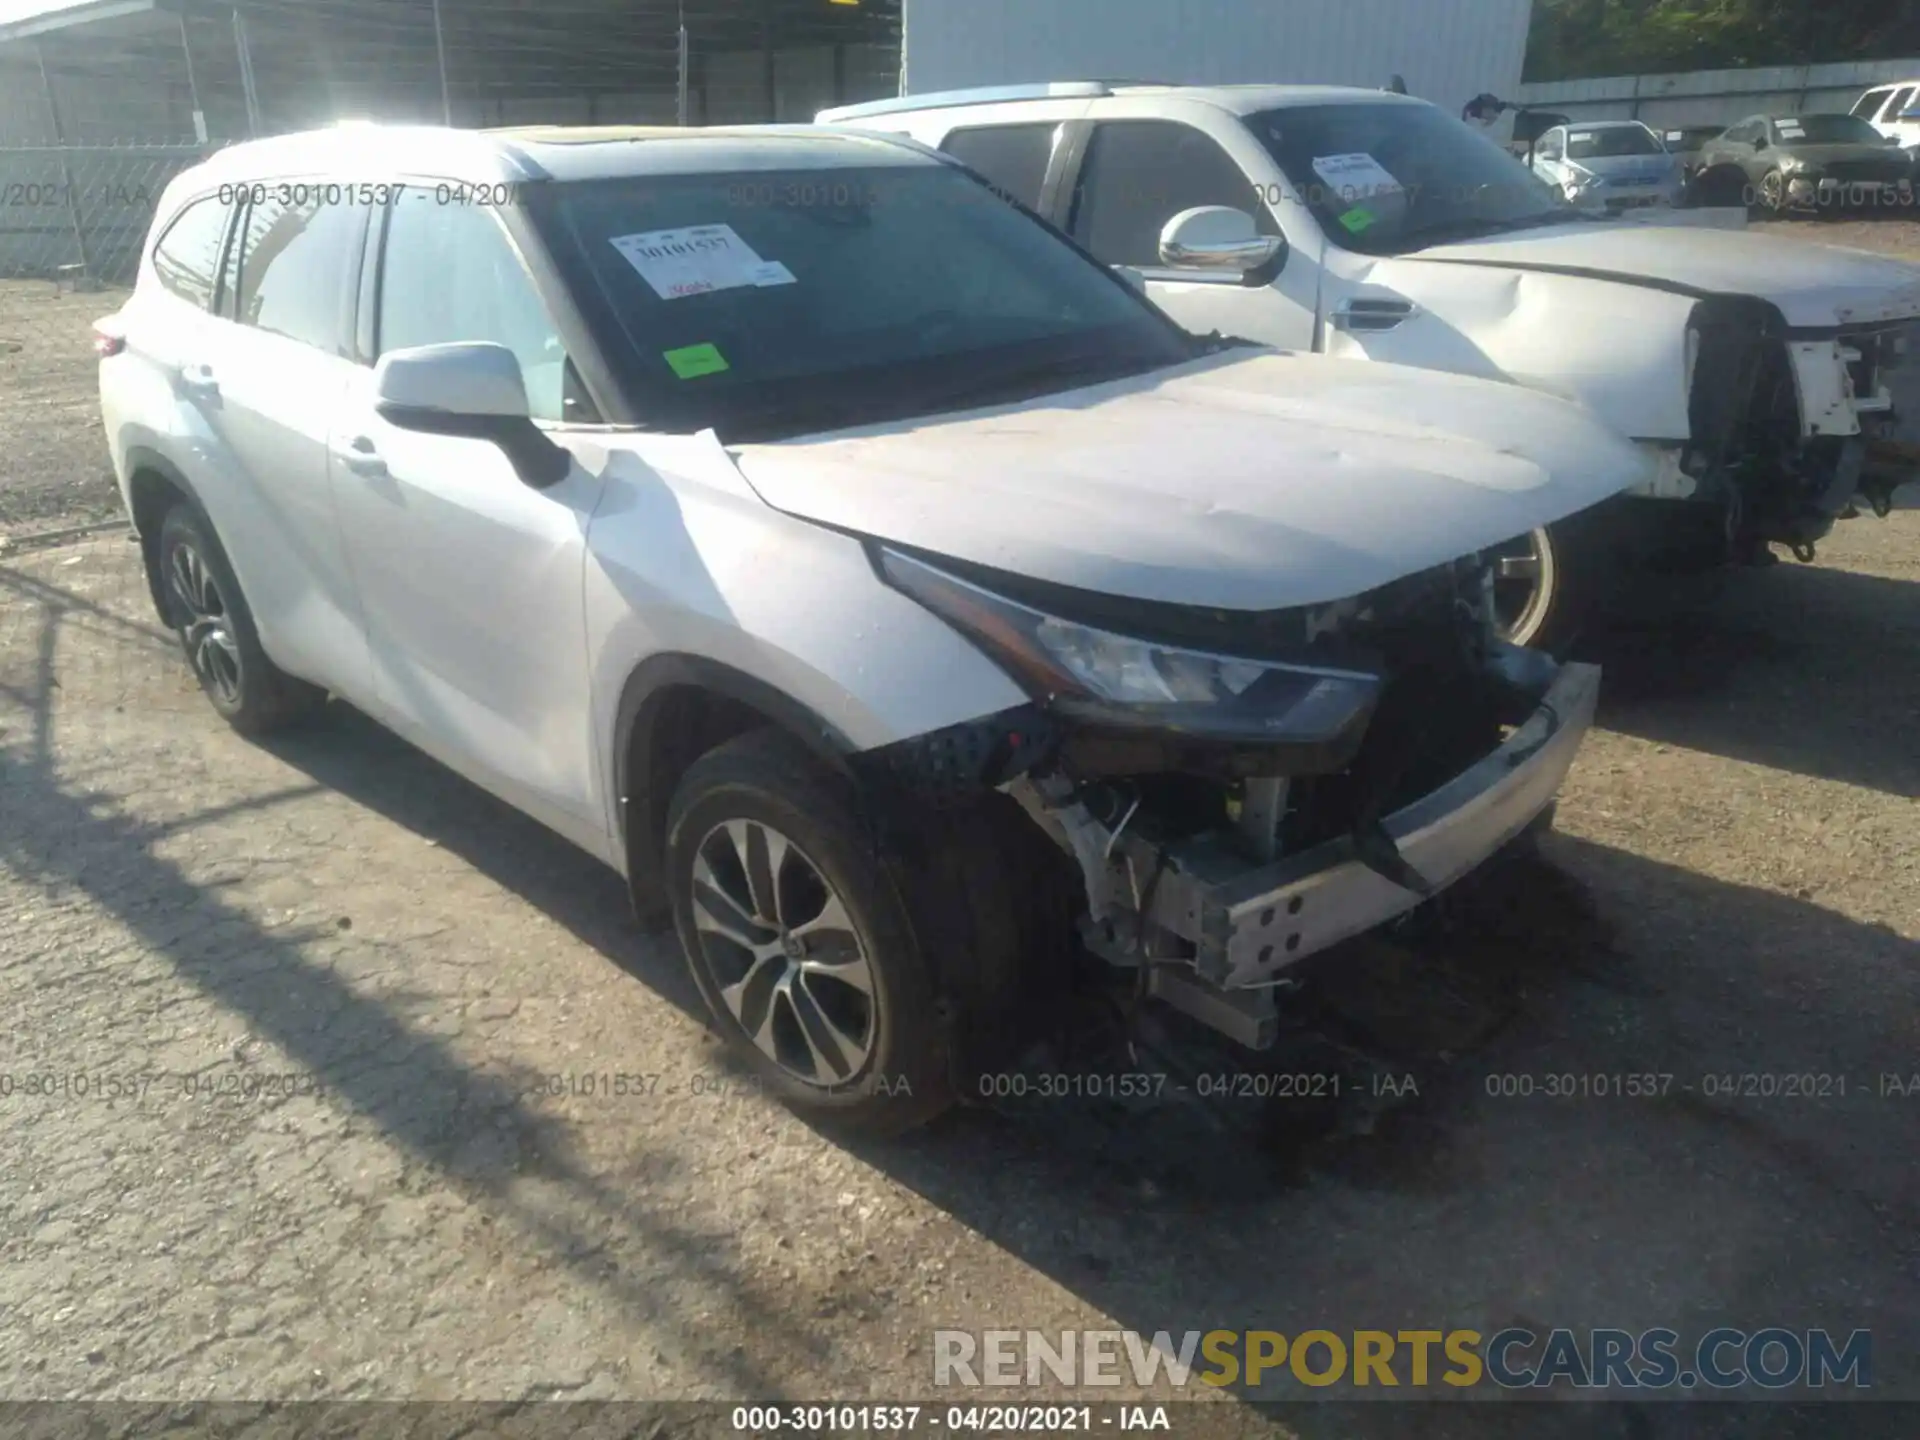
677 19 691 126
233 7 262 138
32 41 93 282
178 14 209 143
432 0 453 125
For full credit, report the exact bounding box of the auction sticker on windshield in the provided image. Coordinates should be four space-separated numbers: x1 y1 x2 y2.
1311 153 1403 201
610 224 798 300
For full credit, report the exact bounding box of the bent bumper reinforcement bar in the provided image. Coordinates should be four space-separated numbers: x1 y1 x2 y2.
1022 662 1602 994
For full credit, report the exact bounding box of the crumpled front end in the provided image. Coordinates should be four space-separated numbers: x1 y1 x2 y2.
855 546 1597 1051
1681 296 1918 556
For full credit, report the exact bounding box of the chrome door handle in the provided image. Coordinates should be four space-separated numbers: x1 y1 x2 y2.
335 436 388 478
1330 297 1419 333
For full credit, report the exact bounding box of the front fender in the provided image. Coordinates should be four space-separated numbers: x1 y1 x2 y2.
1328 259 1697 442
581 441 1029 863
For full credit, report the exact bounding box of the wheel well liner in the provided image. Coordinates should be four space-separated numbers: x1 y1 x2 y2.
122 449 204 624
612 653 857 914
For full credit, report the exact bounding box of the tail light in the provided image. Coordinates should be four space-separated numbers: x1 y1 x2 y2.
92 320 125 358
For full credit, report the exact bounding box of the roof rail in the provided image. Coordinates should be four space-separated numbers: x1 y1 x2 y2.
816 81 1111 124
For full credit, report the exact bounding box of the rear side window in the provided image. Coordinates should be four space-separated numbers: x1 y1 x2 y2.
1067 121 1271 268
150 195 234 311
377 191 580 423
941 124 1059 208
232 190 363 355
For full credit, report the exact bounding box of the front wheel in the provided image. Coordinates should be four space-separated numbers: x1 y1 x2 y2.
1757 167 1788 213
1493 524 1590 656
664 730 956 1135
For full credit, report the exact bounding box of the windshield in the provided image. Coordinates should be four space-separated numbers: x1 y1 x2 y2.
1566 125 1662 159
1778 114 1887 145
1246 102 1577 256
535 163 1191 441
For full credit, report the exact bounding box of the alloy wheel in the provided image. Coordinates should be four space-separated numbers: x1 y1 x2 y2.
688 819 878 1088
168 540 243 708
1492 526 1559 648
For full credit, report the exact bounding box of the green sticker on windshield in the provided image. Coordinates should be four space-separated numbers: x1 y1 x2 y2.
1339 207 1377 234
663 342 730 380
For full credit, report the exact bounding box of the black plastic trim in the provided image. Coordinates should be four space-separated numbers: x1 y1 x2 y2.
611 653 860 894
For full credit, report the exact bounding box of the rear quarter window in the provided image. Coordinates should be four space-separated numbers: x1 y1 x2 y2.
149 194 235 310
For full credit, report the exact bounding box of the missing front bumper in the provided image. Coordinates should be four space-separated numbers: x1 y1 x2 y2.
1010 661 1601 1000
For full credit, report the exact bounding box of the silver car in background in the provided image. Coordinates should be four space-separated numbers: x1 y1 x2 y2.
1530 120 1685 211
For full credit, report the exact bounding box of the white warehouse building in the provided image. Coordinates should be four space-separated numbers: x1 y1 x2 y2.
901 0 1535 120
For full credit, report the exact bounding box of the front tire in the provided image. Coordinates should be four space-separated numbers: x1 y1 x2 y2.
157 504 325 735
1493 523 1590 657
665 730 955 1135
1757 167 1788 213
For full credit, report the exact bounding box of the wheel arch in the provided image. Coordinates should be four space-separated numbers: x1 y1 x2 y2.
612 653 859 919
122 447 207 624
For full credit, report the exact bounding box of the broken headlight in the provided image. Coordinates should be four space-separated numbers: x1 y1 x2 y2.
877 547 1382 748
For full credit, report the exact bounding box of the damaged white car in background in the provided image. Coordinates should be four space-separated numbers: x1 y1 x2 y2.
827 82 1920 651
102 124 1651 1135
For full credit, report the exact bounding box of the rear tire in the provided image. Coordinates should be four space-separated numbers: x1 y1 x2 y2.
664 729 957 1136
157 504 325 735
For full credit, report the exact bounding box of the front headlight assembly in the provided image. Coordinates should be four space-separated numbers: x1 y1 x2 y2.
876 547 1382 756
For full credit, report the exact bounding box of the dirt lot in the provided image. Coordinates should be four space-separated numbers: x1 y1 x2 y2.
1 222 1917 1435
0 282 128 536
2 517 1917 1434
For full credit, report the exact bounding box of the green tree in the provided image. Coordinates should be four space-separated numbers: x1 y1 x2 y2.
1525 0 1920 82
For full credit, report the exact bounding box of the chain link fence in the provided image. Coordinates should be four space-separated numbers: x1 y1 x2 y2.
0 1 902 540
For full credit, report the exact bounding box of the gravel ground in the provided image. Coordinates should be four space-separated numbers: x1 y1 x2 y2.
0 282 127 536
1 509 1916 1434
2 219 1918 1436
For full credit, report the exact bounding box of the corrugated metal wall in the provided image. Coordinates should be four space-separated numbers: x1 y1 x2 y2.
902 0 1533 119
1516 57 1920 129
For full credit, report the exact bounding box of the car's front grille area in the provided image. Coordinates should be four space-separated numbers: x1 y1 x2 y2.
1823 158 1908 185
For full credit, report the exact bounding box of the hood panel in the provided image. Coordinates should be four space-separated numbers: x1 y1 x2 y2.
731 353 1650 613
1414 222 1920 328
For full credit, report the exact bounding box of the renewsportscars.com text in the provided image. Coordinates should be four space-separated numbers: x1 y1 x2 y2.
932 1327 1872 1391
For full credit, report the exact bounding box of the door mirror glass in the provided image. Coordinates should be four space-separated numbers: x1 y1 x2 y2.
374 342 570 489
1158 206 1285 278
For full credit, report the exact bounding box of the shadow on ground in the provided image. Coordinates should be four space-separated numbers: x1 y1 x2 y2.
1578 559 1919 798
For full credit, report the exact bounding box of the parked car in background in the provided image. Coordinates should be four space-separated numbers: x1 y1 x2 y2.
1851 80 1920 149
823 81 1920 651
1660 124 1728 182
1696 113 1913 212
1529 119 1685 212
96 122 1643 1133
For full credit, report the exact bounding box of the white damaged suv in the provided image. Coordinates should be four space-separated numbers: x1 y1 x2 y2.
98 123 1647 1132
825 82 1920 649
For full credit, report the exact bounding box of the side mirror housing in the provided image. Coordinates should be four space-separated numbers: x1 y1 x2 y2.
1752 134 1770 151
374 342 572 489
1158 206 1286 284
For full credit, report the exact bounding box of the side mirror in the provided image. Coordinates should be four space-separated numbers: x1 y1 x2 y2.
1752 135 1769 151
374 342 572 489
1158 206 1286 283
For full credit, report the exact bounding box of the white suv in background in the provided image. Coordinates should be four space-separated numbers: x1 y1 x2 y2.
97 123 1646 1133
1852 80 1920 150
824 82 1920 651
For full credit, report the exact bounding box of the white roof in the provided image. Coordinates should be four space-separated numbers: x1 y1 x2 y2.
176 123 932 191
